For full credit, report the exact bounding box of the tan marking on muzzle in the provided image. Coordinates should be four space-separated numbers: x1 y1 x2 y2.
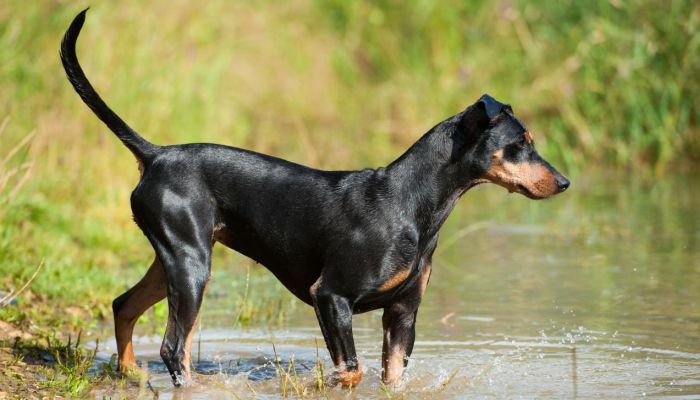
483 149 558 199
524 131 533 144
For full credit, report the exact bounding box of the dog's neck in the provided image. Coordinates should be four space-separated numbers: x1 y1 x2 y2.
386 116 482 240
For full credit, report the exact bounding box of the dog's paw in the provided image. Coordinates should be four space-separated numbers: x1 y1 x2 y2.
331 368 363 388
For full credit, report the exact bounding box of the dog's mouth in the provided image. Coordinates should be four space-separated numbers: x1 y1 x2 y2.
515 183 549 200
516 184 532 196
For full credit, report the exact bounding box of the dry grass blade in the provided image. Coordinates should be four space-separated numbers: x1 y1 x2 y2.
245 379 258 399
435 220 492 256
0 259 44 307
6 162 34 199
0 116 9 137
1 130 35 166
0 121 36 211
231 263 251 328
314 338 326 394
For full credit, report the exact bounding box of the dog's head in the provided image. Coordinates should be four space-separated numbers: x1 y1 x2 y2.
459 94 569 199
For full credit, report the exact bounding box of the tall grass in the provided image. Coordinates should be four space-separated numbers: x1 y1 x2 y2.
0 0 697 328
312 0 699 173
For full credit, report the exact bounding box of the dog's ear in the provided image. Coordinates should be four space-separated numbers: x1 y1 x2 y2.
476 94 503 120
456 98 491 150
460 97 491 132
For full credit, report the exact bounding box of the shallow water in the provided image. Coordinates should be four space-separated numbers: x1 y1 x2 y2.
92 172 700 399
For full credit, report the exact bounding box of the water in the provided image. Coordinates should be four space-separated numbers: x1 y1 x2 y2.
92 172 700 398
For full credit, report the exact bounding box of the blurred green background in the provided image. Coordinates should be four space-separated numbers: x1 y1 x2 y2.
1 0 698 327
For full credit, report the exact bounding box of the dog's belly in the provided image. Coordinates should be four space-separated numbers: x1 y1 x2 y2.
214 223 320 305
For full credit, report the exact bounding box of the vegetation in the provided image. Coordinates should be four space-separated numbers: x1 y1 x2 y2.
1 331 104 398
315 0 699 174
0 0 698 396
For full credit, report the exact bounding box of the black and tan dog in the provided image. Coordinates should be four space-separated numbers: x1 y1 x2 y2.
61 9 569 388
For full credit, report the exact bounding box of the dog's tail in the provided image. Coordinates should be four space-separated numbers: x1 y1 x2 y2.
60 9 157 161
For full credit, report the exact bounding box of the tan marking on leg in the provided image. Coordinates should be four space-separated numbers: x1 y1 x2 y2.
419 263 432 297
335 361 363 388
115 258 167 372
382 344 406 386
309 275 322 302
379 263 430 385
182 282 209 380
181 315 199 380
378 269 411 293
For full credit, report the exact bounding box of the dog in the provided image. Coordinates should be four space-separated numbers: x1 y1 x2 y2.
60 9 569 388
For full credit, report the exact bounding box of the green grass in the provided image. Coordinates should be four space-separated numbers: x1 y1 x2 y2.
1 332 104 397
270 340 331 398
312 0 700 174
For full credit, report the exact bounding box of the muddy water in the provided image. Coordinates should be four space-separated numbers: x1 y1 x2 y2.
93 173 700 399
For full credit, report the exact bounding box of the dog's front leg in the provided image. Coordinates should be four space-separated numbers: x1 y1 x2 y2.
312 290 361 387
381 304 417 386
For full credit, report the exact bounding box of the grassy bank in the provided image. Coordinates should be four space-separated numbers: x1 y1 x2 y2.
1 0 698 396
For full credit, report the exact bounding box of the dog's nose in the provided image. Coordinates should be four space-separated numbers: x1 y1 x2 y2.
556 175 570 192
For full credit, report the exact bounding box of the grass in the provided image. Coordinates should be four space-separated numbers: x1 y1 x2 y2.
1 331 104 397
312 0 700 174
271 341 331 398
0 0 698 396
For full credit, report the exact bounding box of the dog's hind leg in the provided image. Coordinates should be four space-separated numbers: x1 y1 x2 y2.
143 220 213 386
158 248 211 386
130 186 216 386
112 256 167 373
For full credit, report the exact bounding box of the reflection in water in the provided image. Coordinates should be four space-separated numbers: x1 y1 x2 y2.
92 173 700 398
